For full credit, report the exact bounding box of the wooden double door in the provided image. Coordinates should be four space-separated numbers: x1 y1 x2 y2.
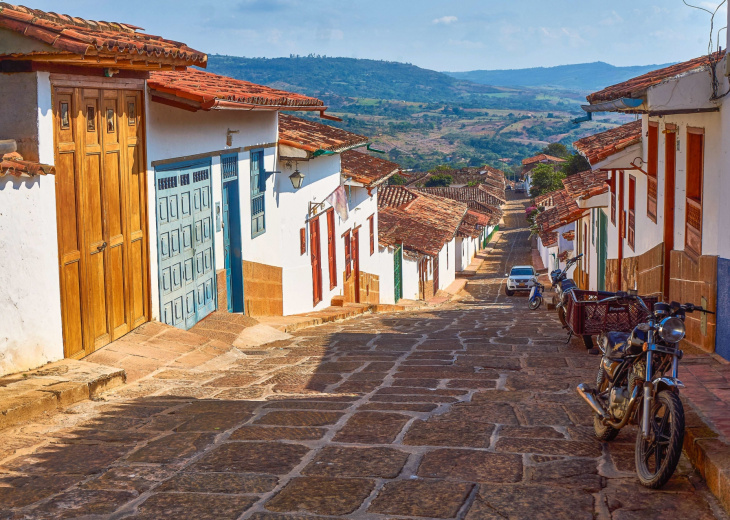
54 86 149 359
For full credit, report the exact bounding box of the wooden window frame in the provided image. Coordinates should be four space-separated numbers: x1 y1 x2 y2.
609 172 617 225
343 230 352 280
628 175 636 251
685 127 704 259
250 149 266 238
300 228 307 256
647 123 658 222
327 209 337 289
368 214 375 256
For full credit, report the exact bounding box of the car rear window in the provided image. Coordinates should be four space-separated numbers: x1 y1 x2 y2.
510 268 534 276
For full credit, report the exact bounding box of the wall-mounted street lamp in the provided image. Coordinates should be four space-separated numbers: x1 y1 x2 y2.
289 168 305 190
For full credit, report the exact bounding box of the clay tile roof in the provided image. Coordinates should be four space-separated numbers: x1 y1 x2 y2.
540 230 558 248
562 169 609 201
148 70 324 111
341 150 401 187
378 207 453 257
377 188 468 256
458 210 486 239
522 154 566 166
587 50 725 104
0 152 55 177
279 115 368 153
0 3 206 67
378 186 417 209
562 230 575 241
535 189 586 233
413 186 502 225
573 120 642 165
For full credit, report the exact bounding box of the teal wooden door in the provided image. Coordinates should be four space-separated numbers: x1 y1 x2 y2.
598 210 608 291
156 160 217 330
394 245 403 302
222 155 244 313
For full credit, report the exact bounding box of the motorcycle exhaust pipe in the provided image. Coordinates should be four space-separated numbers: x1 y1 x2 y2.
576 383 609 419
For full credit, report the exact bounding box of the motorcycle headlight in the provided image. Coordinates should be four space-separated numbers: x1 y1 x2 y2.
658 317 686 344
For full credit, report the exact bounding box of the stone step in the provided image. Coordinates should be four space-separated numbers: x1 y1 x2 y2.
0 359 125 431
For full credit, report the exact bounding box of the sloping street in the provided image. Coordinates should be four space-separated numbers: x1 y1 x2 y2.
0 194 725 520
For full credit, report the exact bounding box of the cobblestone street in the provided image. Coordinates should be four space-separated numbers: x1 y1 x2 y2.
0 195 726 520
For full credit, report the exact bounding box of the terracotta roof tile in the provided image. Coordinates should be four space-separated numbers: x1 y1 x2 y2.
0 3 206 67
535 189 586 233
148 70 324 111
414 186 504 208
522 154 566 166
540 230 558 248
587 51 725 104
562 169 609 201
0 152 54 177
378 186 417 208
377 187 468 256
378 207 452 257
458 210 486 239
573 120 642 165
341 150 401 186
279 114 368 153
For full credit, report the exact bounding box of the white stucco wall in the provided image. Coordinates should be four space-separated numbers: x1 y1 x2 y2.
438 239 457 290
402 255 420 300
0 71 64 375
378 245 396 305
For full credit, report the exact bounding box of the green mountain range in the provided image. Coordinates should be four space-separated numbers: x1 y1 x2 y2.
444 61 674 92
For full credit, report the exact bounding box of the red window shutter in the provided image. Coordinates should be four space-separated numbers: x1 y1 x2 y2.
686 130 704 257
647 124 658 222
628 175 636 251
610 173 617 225
327 210 337 289
368 215 375 256
300 228 306 255
343 231 352 279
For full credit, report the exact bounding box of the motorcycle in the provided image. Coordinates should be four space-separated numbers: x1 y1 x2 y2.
528 282 544 310
550 254 593 349
576 292 714 488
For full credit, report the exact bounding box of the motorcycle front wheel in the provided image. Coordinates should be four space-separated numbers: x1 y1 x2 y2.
528 297 542 310
635 390 685 489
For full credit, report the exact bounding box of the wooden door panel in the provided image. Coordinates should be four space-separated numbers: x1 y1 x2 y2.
310 217 322 305
54 86 150 359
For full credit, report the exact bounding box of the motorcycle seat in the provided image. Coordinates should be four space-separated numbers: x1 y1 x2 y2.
606 331 631 358
560 279 577 292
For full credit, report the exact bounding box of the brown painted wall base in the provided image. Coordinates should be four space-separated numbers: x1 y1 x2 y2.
669 251 717 353
343 271 380 305
605 243 664 296
243 260 283 317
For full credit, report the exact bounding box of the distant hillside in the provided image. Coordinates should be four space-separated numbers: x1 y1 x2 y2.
444 62 674 92
207 55 500 103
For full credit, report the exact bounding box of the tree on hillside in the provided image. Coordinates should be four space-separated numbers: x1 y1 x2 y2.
541 143 570 159
529 163 565 198
561 152 592 176
425 174 453 187
388 174 408 186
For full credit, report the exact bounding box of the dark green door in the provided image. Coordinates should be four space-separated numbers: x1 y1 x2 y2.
597 210 608 291
394 244 403 302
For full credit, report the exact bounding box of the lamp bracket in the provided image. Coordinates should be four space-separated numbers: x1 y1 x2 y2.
308 201 326 216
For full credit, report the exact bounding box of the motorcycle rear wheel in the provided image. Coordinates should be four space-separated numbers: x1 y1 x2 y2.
528 297 542 310
635 390 685 489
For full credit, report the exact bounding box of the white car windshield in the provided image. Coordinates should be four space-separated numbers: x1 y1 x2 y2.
510 268 534 277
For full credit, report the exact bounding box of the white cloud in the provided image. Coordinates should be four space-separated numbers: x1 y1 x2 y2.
433 16 458 25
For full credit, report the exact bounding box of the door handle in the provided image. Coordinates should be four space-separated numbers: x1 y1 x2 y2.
97 241 107 252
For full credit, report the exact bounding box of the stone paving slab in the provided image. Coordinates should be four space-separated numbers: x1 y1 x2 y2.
0 195 727 519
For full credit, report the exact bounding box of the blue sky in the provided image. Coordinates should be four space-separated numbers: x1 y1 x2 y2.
31 0 729 70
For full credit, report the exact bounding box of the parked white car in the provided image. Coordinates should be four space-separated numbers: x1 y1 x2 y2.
505 265 537 296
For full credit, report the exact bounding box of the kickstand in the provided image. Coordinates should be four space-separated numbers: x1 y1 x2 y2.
565 331 573 345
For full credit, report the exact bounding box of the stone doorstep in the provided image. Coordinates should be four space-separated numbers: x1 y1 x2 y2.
683 402 730 514
0 359 125 431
